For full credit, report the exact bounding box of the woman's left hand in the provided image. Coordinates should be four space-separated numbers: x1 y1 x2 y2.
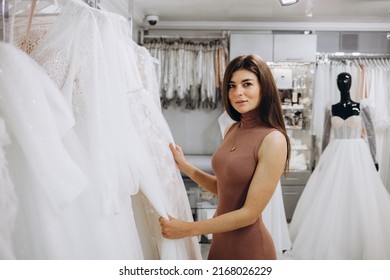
159 215 192 239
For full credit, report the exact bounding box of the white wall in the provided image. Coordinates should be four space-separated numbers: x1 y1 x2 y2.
162 105 224 155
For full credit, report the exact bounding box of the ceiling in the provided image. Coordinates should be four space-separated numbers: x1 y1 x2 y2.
101 0 390 31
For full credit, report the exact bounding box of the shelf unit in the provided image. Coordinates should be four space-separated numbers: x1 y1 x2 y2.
269 61 315 222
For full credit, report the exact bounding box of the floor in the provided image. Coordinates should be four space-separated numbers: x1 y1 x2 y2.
200 243 211 260
199 240 293 260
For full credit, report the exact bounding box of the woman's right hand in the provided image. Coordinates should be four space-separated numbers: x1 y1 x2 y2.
169 143 188 172
159 215 194 239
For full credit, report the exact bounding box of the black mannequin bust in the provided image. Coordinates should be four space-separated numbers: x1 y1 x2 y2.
331 72 360 119
331 72 378 171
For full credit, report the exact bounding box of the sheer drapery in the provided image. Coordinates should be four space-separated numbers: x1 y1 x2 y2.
312 54 390 193
142 38 228 110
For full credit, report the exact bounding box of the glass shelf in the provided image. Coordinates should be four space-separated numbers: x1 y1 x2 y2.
269 62 315 173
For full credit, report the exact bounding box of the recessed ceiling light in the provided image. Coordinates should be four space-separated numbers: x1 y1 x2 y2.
279 0 299 6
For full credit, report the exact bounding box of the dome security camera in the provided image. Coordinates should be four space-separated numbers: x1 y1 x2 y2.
145 15 159 26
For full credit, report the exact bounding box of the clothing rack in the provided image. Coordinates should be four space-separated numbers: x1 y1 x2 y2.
317 52 390 61
0 0 10 42
82 0 99 9
139 30 229 45
1 1 58 20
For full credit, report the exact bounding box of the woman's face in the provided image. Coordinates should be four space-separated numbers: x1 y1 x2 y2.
228 69 261 114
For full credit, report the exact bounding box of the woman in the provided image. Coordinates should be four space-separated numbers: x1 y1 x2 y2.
159 54 290 260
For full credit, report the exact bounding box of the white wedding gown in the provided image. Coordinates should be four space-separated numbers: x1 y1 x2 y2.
289 105 390 259
129 44 202 259
0 42 100 259
0 115 17 259
89 6 201 259
12 0 200 259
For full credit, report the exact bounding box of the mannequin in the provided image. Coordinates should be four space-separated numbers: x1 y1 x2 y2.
331 72 360 119
329 72 378 170
289 71 390 260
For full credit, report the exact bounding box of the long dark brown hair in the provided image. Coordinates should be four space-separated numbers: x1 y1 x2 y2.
222 54 291 171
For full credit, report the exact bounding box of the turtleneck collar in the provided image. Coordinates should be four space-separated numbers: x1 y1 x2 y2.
239 109 263 128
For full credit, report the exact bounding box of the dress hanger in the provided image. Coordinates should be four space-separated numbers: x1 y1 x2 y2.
384 58 390 70
24 0 36 39
1 0 12 42
81 0 97 8
11 0 58 52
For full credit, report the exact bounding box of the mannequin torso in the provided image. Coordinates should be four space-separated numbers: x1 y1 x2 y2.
331 72 360 119
331 72 378 170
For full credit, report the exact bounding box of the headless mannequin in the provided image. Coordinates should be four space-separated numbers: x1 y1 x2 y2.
331 72 378 171
331 72 360 119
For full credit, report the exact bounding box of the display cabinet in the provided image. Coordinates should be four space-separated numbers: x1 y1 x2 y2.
229 33 317 62
185 178 217 242
269 62 315 222
183 155 216 243
273 34 317 62
229 33 274 62
280 171 312 222
269 62 315 172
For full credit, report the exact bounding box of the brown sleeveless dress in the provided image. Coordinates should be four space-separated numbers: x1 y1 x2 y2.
209 110 277 260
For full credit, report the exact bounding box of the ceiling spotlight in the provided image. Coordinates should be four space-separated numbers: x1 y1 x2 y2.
279 0 299 6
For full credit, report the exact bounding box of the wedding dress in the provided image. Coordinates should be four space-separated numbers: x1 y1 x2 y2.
17 0 200 259
0 115 17 259
0 41 95 259
11 1 145 259
91 9 201 259
289 103 390 259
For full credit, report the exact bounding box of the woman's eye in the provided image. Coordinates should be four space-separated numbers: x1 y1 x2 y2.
243 82 252 87
228 83 235 88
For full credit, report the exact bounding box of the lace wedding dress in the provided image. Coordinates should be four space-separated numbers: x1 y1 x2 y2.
15 0 200 259
289 104 390 259
92 9 201 259
0 42 95 259
0 114 17 259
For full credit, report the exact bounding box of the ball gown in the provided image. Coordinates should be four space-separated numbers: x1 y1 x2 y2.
289 105 390 259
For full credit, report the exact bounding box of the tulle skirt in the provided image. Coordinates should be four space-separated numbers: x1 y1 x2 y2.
0 42 144 260
289 138 390 259
263 182 292 255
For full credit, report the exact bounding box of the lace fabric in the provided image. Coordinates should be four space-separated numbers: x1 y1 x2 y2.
135 44 162 109
0 41 87 209
321 101 378 164
96 10 201 259
3 1 145 259
0 41 93 259
13 0 200 259
331 116 361 139
360 100 378 165
290 102 390 260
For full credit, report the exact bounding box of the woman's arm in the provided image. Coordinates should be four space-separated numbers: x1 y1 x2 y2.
161 131 287 239
169 143 218 194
